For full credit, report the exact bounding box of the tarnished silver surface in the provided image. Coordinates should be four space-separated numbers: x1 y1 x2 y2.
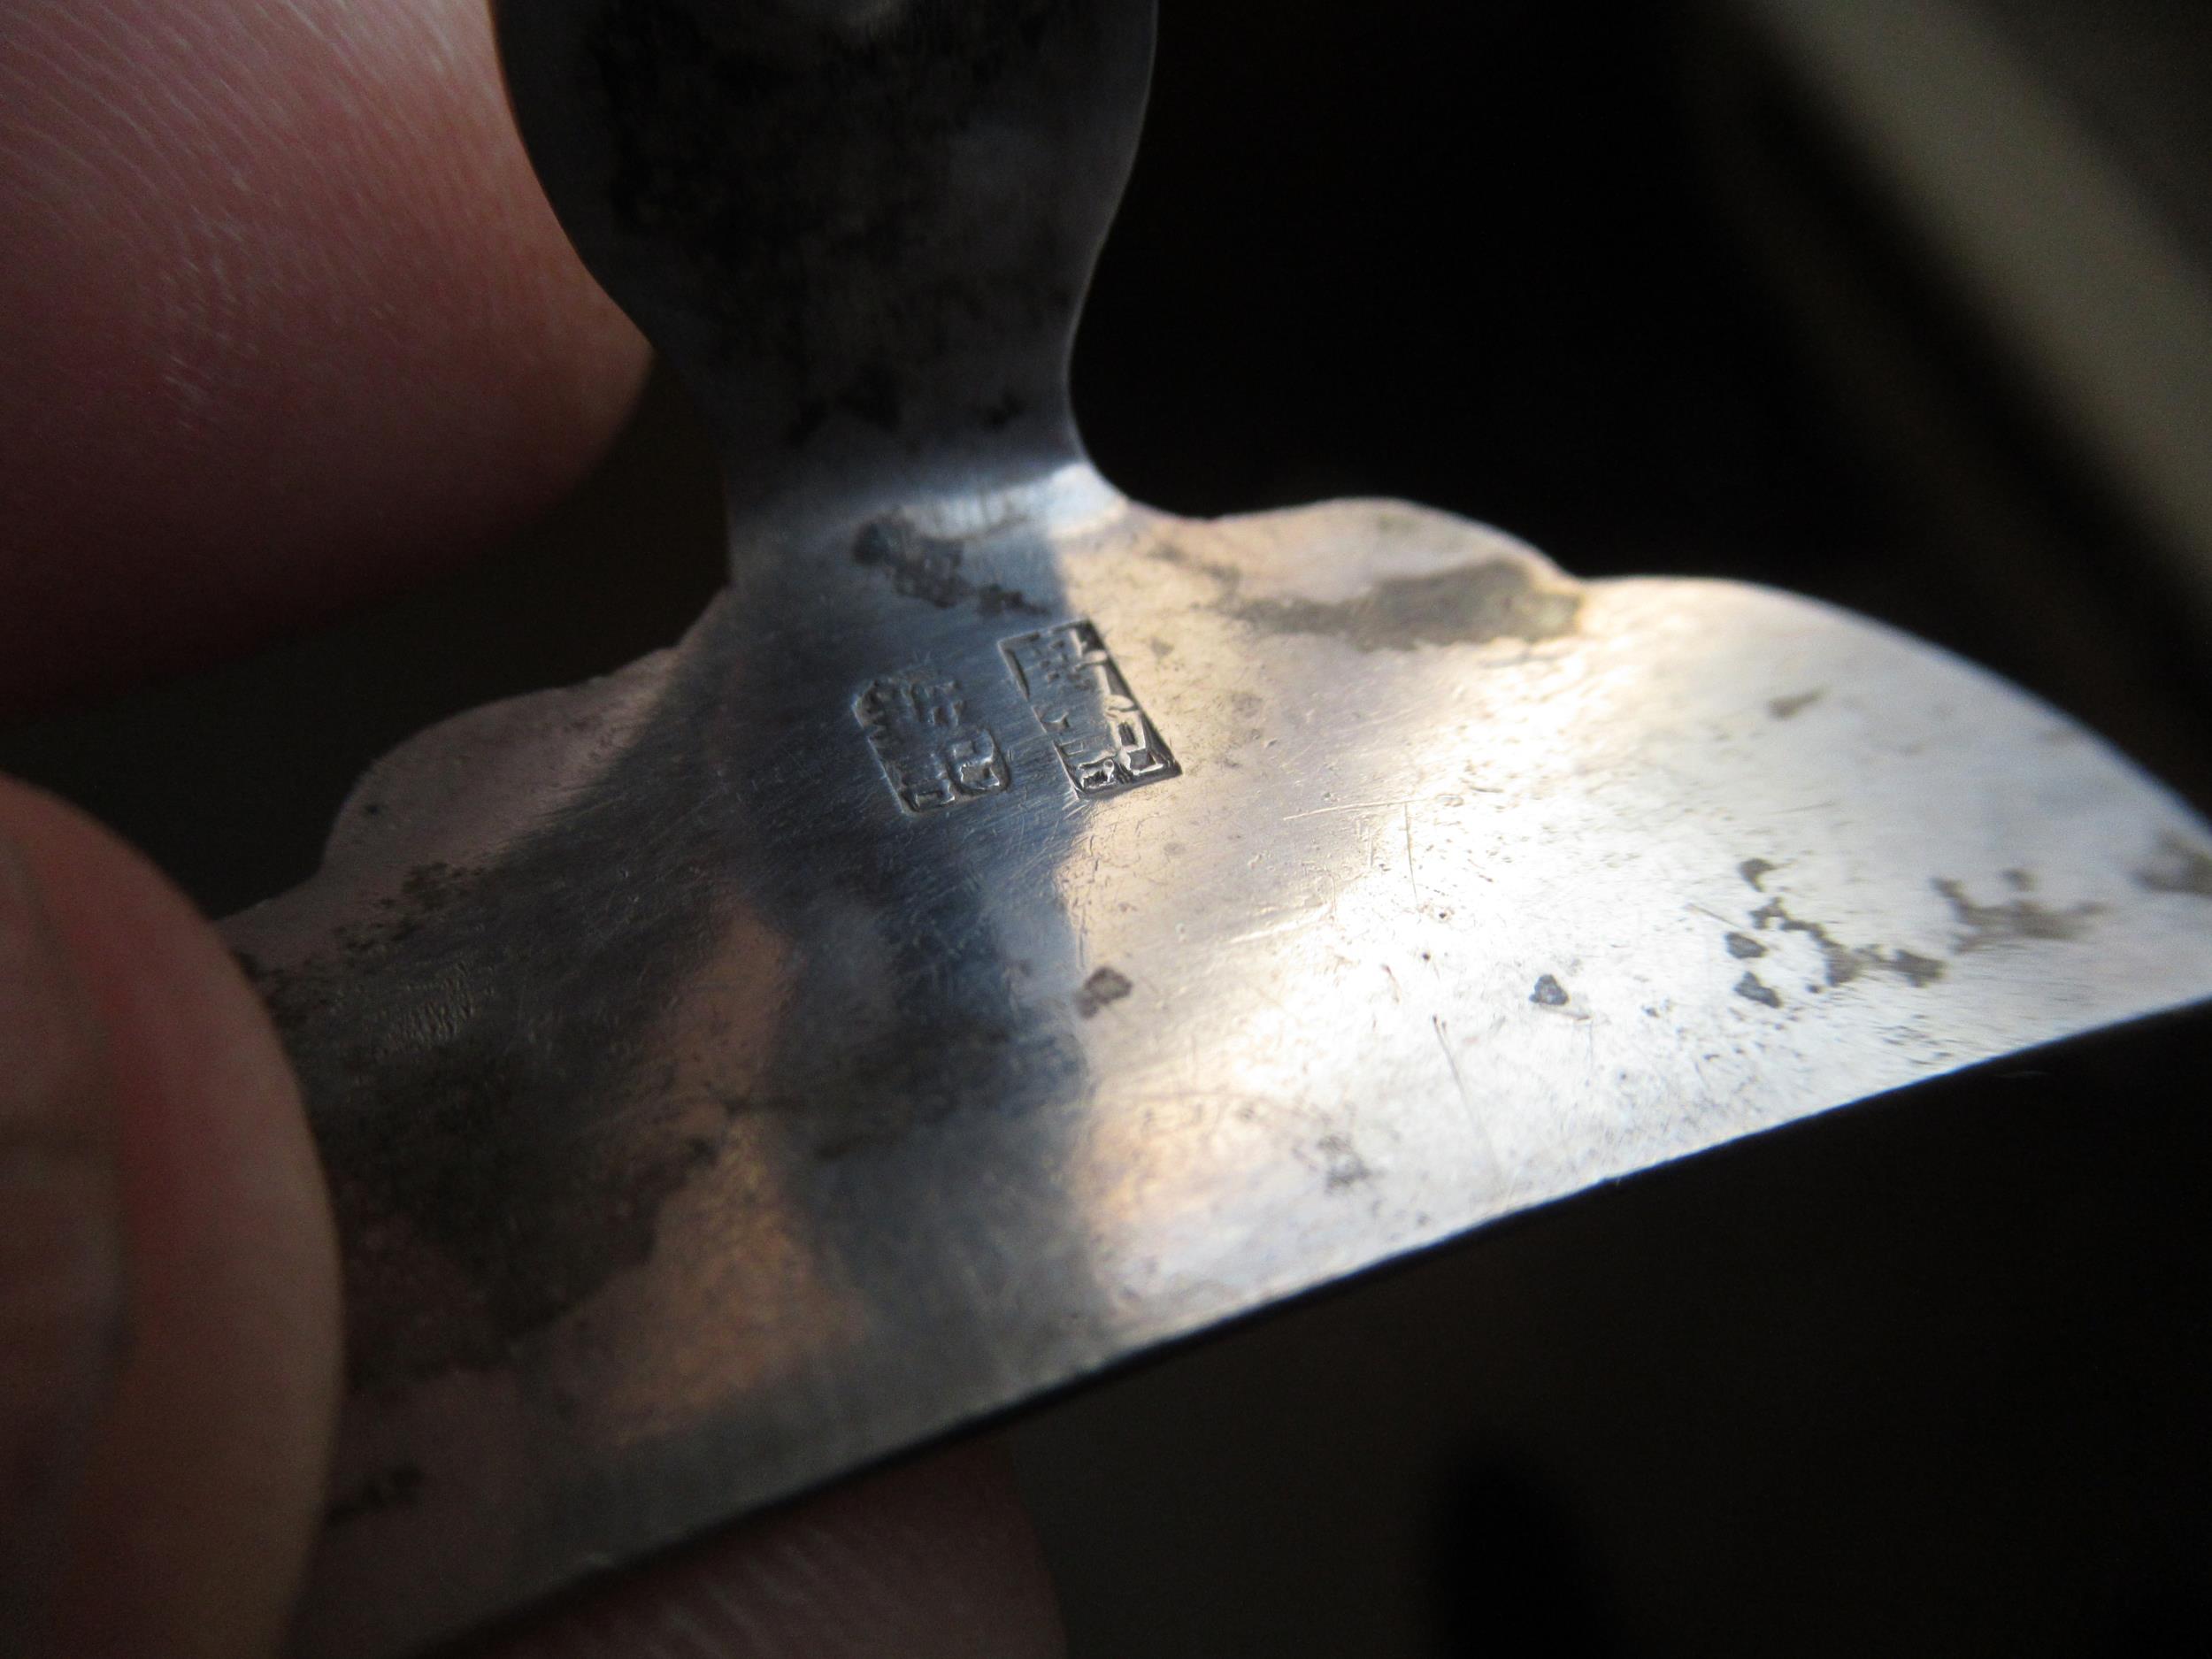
223 3 2212 1655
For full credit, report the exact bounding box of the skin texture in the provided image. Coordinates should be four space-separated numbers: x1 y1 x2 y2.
0 1 1068 1653
466 1444 1066 1659
0 0 649 716
2 778 342 1659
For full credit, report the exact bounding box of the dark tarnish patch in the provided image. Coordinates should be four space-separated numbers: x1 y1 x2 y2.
1724 932 1767 959
1934 878 2102 949
566 0 1099 464
1767 688 1825 720
326 1463 426 1528
240 860 741 1396
2136 833 2212 899
1234 561 1580 652
376 860 467 947
1317 1133 1371 1192
1147 539 1246 590
321 1052 725 1394
977 389 1030 430
1740 858 1778 892
785 365 904 446
1530 973 1571 1008
852 520 1045 618
1734 972 1783 1009
798 1014 1033 1163
1074 966 1133 1018
1747 895 1947 989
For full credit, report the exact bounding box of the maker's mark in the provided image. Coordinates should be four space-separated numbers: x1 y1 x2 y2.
855 675 1010 813
1002 619 1179 800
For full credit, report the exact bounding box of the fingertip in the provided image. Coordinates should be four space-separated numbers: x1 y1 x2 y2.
475 1441 1067 1659
0 778 342 1657
0 0 652 716
0 813 123 1648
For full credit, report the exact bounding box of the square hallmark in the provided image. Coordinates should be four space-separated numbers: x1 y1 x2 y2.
1000 620 1179 799
855 675 1010 813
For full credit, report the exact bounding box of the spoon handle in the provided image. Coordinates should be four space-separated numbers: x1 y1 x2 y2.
495 0 1155 535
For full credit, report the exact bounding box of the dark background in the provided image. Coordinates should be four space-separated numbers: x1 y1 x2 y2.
4 0 2210 1653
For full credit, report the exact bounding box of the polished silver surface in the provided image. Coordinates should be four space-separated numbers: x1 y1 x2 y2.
224 4 2212 1655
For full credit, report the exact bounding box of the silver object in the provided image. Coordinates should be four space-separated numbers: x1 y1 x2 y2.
222 3 2212 1654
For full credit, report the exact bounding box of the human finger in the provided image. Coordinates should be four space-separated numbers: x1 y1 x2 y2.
0 0 652 717
470 1441 1066 1659
0 806 122 1648
0 777 342 1656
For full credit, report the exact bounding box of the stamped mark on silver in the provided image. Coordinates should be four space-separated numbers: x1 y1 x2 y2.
855 676 1010 813
1001 620 1179 798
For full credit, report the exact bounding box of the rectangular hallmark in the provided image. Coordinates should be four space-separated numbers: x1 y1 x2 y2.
1000 620 1179 799
855 676 1010 814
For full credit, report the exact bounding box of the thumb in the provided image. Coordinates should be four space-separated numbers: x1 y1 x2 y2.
0 801 120 1646
0 779 342 1657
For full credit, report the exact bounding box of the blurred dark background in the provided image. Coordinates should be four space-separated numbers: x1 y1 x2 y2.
4 0 2211 1652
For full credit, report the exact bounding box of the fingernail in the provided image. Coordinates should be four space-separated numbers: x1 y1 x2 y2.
0 825 125 1644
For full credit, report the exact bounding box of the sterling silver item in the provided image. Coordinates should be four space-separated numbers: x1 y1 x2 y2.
221 3 2212 1653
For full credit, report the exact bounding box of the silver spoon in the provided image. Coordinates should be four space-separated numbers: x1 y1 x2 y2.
222 3 2212 1652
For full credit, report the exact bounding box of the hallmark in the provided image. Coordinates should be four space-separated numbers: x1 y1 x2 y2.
1000 620 1179 798
855 675 1010 813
